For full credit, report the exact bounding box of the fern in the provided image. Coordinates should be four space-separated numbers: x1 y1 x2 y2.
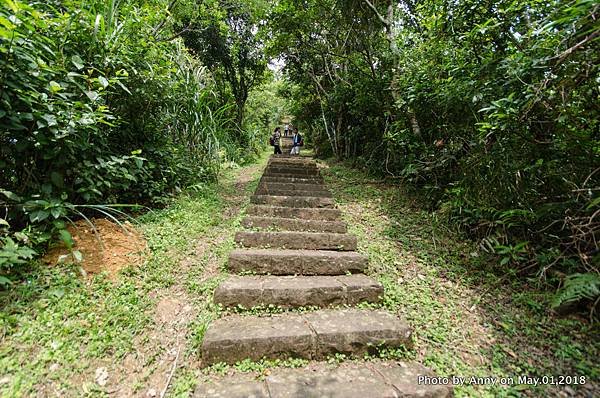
552 273 600 308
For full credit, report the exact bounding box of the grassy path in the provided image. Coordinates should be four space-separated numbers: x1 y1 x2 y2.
0 153 268 397
321 160 599 397
1 153 598 397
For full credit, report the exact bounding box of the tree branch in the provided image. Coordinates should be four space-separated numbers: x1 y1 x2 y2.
152 0 180 38
363 0 390 28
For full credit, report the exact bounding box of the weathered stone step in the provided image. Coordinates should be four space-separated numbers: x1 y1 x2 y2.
268 158 316 164
267 162 317 168
258 182 328 192
194 361 452 397
261 176 324 184
263 168 323 179
272 154 313 159
228 249 367 275
265 165 319 172
255 188 333 198
251 195 335 208
214 274 383 308
268 160 318 167
241 216 346 233
247 205 341 221
235 231 357 250
267 158 319 169
201 309 412 365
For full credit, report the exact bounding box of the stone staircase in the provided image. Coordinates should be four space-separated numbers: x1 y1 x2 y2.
198 144 452 397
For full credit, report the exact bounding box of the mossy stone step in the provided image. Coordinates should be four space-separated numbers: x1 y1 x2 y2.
228 249 368 275
250 195 335 208
260 176 324 184
235 231 357 251
254 188 333 198
267 162 317 169
268 159 318 166
268 158 317 164
241 216 347 233
201 309 412 365
247 205 341 221
194 362 452 397
214 274 383 308
258 181 329 192
263 167 322 178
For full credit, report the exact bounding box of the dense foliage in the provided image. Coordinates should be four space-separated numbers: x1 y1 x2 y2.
0 0 269 284
1 0 598 313
268 0 599 311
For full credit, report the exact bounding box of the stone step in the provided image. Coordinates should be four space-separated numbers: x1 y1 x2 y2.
267 163 318 169
268 158 316 164
265 167 320 175
201 309 412 365
260 176 324 184
235 231 357 251
214 274 383 308
263 168 322 179
247 205 341 221
258 182 328 192
272 154 313 159
228 249 368 275
268 160 318 167
250 195 335 208
255 188 333 198
263 173 321 180
267 162 316 168
241 216 347 233
194 362 452 397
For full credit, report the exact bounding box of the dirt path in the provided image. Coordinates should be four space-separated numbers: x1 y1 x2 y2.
84 161 266 397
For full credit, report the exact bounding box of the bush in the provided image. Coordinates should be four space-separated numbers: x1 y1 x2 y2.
0 0 249 282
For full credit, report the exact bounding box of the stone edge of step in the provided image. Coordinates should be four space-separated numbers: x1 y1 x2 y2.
201 308 413 365
213 274 383 308
194 361 452 398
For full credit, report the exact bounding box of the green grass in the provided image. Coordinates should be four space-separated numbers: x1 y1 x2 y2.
0 152 268 397
3 153 598 397
321 159 600 397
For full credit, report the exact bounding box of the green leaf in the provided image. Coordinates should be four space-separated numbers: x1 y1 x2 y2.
50 171 64 188
50 207 62 219
29 210 50 223
71 54 84 70
59 229 73 249
0 189 22 202
49 81 62 93
85 91 99 101
98 76 109 88
586 196 600 210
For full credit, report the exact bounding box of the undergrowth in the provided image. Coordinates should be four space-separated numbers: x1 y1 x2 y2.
321 160 600 397
0 154 267 396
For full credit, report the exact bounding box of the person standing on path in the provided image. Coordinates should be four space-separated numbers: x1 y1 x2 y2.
272 127 282 154
290 128 302 155
284 123 289 137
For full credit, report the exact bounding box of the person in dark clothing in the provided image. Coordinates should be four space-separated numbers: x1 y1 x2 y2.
272 127 282 154
290 128 302 155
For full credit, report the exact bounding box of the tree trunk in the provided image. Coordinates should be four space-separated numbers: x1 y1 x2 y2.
363 0 421 138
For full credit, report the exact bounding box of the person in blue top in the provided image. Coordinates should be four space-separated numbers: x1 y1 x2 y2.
290 128 302 155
